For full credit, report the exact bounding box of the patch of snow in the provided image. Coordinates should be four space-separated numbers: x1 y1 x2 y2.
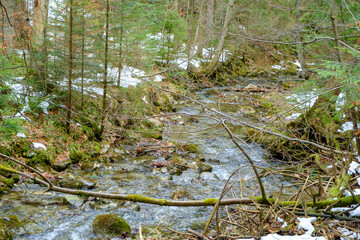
338 227 360 240
153 75 164 82
331 207 352 212
348 160 360 175
142 96 148 104
349 205 360 217
286 91 318 109
336 93 346 112
38 101 50 115
344 189 360 197
262 235 325 240
338 121 353 133
297 217 317 235
277 217 288 228
292 60 302 69
286 113 302 120
16 132 26 138
238 24 246 31
272 65 283 70
33 142 47 150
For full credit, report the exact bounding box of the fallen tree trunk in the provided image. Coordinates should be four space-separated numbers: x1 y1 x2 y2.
1 162 359 209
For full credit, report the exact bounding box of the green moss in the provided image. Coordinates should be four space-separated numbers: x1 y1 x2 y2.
128 194 167 205
143 132 162 140
93 214 131 236
203 198 218 205
0 146 11 156
26 151 53 167
11 139 30 156
183 144 198 153
69 149 86 164
0 177 15 188
0 215 21 239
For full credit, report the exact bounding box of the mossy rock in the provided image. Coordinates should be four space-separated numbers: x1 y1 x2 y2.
93 214 131 236
0 146 11 156
183 144 198 153
0 215 21 240
196 162 212 173
11 139 30 156
143 132 162 140
0 177 15 188
26 151 53 167
69 149 86 164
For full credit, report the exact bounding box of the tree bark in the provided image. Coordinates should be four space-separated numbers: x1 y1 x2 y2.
117 0 124 87
66 0 73 134
295 0 310 79
100 0 110 137
202 0 235 76
330 0 341 62
0 0 16 56
32 0 48 83
81 4 85 109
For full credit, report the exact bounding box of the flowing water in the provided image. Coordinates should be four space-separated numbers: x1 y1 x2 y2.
0 83 291 239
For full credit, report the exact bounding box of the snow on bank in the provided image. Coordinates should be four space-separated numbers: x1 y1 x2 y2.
33 142 47 150
338 121 354 133
237 217 325 240
286 91 319 110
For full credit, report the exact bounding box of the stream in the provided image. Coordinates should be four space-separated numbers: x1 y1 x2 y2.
0 81 293 239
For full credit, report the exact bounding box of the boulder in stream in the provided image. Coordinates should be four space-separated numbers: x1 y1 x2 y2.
0 215 21 240
198 172 219 181
93 214 131 236
58 174 96 189
196 162 213 173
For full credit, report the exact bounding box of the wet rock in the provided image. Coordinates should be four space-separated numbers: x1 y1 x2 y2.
100 143 111 154
245 84 260 89
109 155 126 162
112 148 129 155
169 168 183 176
239 106 256 114
58 174 96 189
51 162 70 172
143 132 162 140
0 215 21 239
198 172 219 181
93 214 131 236
63 194 85 208
183 144 198 153
147 118 164 128
81 162 100 172
197 162 213 173
171 189 194 200
69 149 86 164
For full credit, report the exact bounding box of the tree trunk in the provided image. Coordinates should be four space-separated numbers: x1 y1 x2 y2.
295 0 310 79
191 0 205 57
66 0 73 134
117 0 124 87
32 0 48 83
186 0 194 70
330 0 341 62
81 5 85 109
0 0 16 56
100 0 110 137
202 0 235 76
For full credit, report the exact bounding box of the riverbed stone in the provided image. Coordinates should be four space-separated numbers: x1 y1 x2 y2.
93 214 131 236
0 215 21 240
196 162 213 173
81 161 100 172
198 172 219 181
58 174 96 189
245 84 260 89
147 118 164 128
